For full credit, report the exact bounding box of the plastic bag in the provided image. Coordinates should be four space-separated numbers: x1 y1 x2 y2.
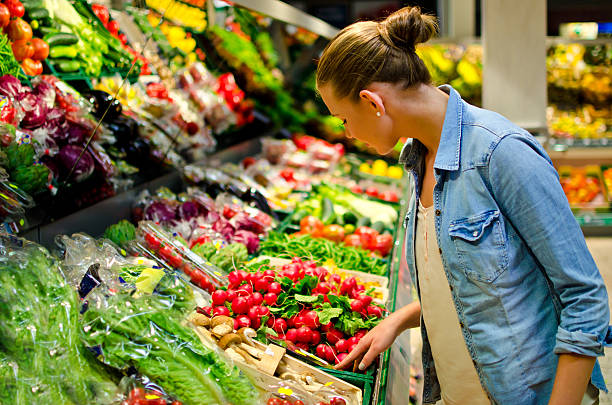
0 233 119 404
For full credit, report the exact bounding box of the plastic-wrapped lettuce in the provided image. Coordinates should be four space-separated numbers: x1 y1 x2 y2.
0 234 118 404
80 272 260 405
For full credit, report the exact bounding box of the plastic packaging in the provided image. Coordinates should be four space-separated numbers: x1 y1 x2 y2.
0 233 119 404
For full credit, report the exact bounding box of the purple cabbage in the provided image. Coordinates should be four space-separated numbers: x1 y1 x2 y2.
33 79 56 108
144 201 177 222
57 144 95 183
212 217 235 241
178 201 199 220
232 212 265 235
0 75 25 98
66 123 88 144
17 92 47 129
232 230 260 254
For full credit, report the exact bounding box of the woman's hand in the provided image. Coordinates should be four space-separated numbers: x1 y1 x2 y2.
335 301 421 371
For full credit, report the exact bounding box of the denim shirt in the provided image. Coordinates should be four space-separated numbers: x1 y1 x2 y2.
401 85 611 404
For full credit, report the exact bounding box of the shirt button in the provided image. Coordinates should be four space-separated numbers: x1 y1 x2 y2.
472 231 478 237
438 247 442 254
435 209 441 216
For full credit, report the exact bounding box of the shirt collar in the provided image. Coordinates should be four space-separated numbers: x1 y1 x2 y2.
398 85 463 172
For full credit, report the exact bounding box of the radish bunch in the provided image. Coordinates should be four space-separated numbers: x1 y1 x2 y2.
197 257 385 366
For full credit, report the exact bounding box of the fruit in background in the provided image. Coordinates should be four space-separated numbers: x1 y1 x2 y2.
11 38 33 61
30 38 48 60
379 190 399 203
91 3 110 25
0 4 10 28
21 58 42 75
365 186 379 198
300 215 324 236
4 0 24 18
358 163 370 174
6 18 32 41
386 166 403 179
321 224 345 243
371 159 388 176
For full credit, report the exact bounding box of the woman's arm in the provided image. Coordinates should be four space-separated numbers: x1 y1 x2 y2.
335 301 421 370
548 354 595 405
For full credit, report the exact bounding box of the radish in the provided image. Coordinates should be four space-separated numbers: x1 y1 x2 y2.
237 284 253 296
236 315 251 328
264 292 278 306
273 318 287 334
367 305 383 318
226 289 237 302
232 297 249 314
335 352 348 364
268 282 282 295
233 318 240 330
303 311 320 329
258 306 270 317
335 339 348 353
348 343 358 353
326 329 343 344
254 278 269 292
213 306 230 316
316 344 327 359
317 282 331 294
211 290 228 306
228 271 242 287
252 292 264 306
286 328 298 342
251 317 261 329
325 345 336 363
350 299 364 313
340 277 357 295
304 260 317 269
248 307 260 322
263 269 275 282
330 274 342 285
354 329 368 339
296 342 310 351
296 326 312 343
347 336 360 347
321 322 334 332
311 330 321 345
357 294 373 307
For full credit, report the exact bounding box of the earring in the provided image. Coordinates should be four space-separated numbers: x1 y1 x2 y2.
376 111 381 117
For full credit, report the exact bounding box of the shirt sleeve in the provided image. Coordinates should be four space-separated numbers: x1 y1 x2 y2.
488 133 610 357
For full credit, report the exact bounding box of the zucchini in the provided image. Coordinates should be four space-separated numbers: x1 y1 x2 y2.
371 221 385 233
356 216 371 228
51 59 80 72
38 26 59 37
291 210 309 224
43 32 79 46
21 0 43 8
342 211 358 225
27 7 49 20
321 197 335 225
49 45 78 59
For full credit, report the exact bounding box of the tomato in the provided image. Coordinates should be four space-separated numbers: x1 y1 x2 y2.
299 216 323 235
279 168 295 182
107 19 120 35
145 233 162 249
354 226 379 237
128 388 145 400
350 185 363 194
7 18 32 41
20 57 42 77
330 397 347 405
379 190 399 202
321 224 345 243
365 186 379 197
267 398 283 405
4 0 24 18
343 234 362 248
372 233 393 256
294 401 305 405
91 3 110 25
11 39 33 61
0 4 10 28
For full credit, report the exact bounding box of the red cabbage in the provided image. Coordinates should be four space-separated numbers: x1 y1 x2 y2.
44 109 70 143
232 212 265 235
212 217 235 241
33 79 56 108
66 123 88 144
17 92 47 129
205 210 220 224
232 230 260 254
57 144 95 183
0 75 25 98
178 201 199 220
144 201 176 222
87 143 115 177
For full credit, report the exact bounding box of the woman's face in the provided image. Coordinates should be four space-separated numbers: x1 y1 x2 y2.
319 85 397 155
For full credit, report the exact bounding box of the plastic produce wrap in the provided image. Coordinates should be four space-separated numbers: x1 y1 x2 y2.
0 233 119 404
80 269 260 405
135 221 229 293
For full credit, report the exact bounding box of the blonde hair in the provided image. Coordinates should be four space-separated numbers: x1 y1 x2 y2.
316 6 438 101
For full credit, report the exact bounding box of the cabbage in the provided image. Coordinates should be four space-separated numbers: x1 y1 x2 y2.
57 144 95 183
178 201 199 220
66 123 88 144
17 92 47 129
33 79 56 108
212 217 235 241
0 75 25 98
232 212 265 235
232 230 259 254
144 201 176 223
43 108 69 143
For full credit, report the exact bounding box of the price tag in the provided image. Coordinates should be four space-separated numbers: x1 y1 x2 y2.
277 387 293 396
325 381 334 387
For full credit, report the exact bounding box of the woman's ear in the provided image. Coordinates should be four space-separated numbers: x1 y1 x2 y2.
359 89 386 117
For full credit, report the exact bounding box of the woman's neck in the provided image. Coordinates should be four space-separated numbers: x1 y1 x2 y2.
388 83 449 157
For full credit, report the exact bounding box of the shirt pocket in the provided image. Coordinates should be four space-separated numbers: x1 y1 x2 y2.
448 210 509 283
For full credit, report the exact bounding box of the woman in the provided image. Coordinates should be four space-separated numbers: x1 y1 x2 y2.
316 6 610 405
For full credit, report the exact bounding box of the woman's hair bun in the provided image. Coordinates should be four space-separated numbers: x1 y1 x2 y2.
378 6 438 52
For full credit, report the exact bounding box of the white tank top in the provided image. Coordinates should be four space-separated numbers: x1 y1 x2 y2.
415 200 490 405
